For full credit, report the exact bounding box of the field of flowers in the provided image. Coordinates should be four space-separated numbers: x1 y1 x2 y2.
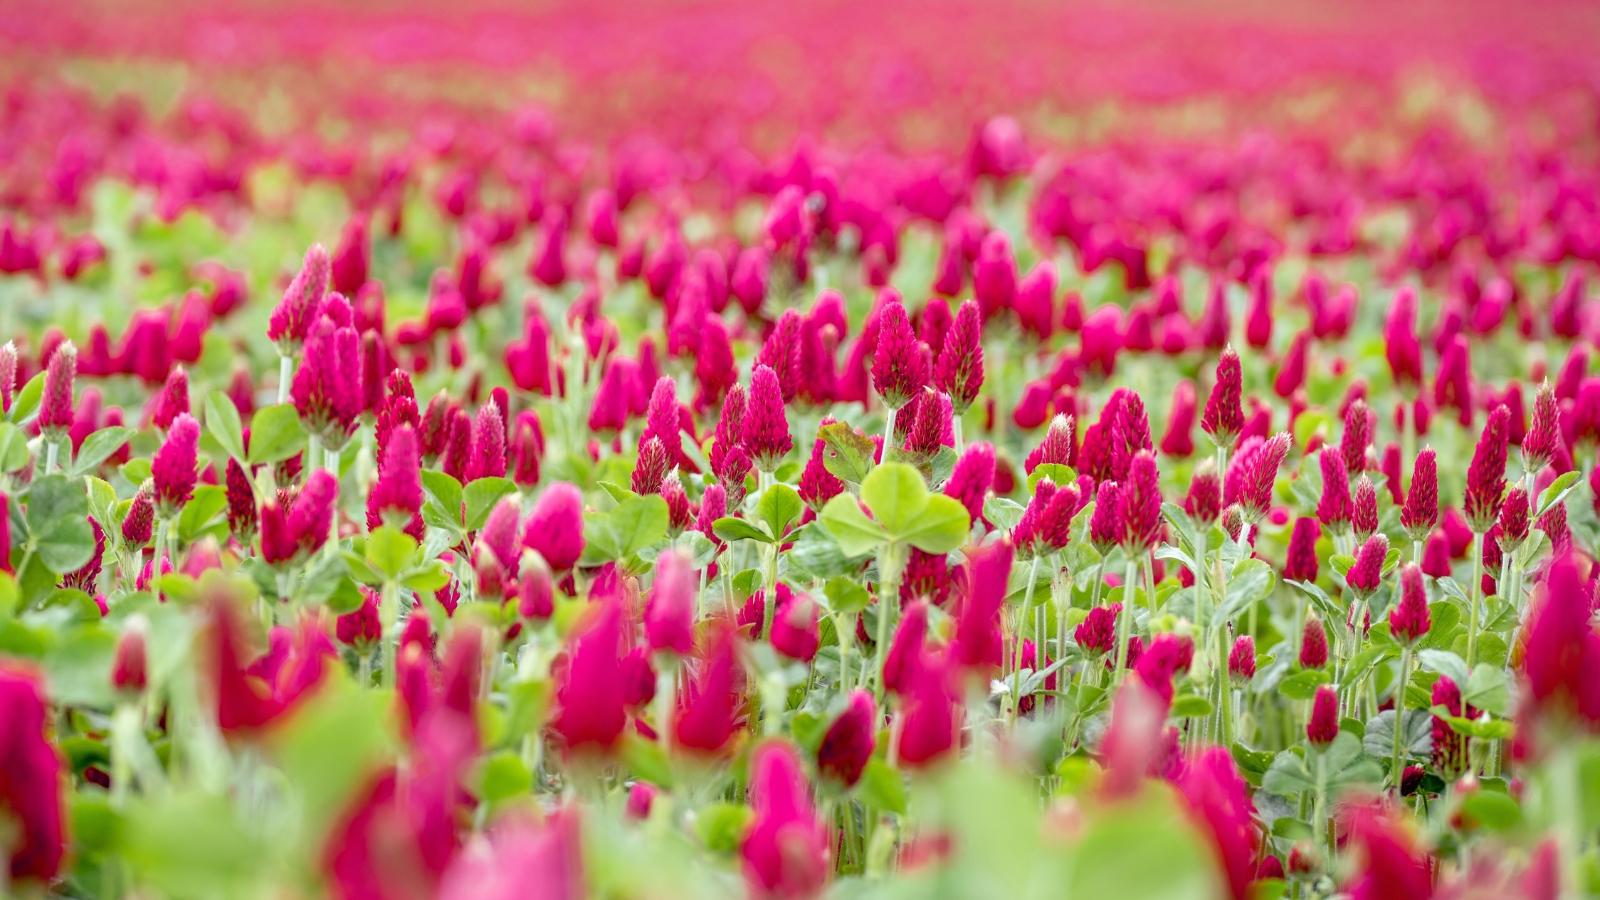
2 0 1600 897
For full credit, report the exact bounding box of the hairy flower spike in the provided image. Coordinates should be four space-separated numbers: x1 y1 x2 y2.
872 299 929 410
39 340 75 439
1341 398 1374 474
1317 447 1353 531
1200 347 1244 448
1283 517 1320 582
1464 405 1510 533
150 366 190 432
1399 447 1438 542
744 366 792 473
1306 685 1339 746
1390 564 1431 646
121 482 155 548
798 419 846 512
1241 433 1290 521
934 299 984 415
1523 381 1560 474
1120 451 1161 552
1347 533 1388 598
1185 460 1222 524
269 244 330 352
152 413 200 514
1352 476 1379 539
1497 485 1530 548
944 442 995 523
1299 614 1328 669
465 401 507 482
370 424 423 531
1229 636 1256 681
1088 480 1123 554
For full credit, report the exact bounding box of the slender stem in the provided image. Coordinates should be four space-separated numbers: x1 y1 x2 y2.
380 579 399 689
278 355 292 405
871 544 906 702
655 659 677 754
1466 531 1483 666
761 540 779 645
1390 648 1412 791
44 438 59 475
1111 557 1138 685
952 416 965 455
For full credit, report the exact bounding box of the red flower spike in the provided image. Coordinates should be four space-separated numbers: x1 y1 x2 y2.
1184 460 1222 525
1399 447 1438 542
1197 277 1231 350
1523 381 1560 473
290 469 339 556
517 550 555 622
1088 480 1123 554
1389 564 1430 646
1464 405 1510 533
1200 347 1244 448
269 244 330 353
1283 517 1321 582
226 458 257 541
38 340 75 439
871 299 928 411
816 690 876 788
112 617 148 694
898 654 961 770
1430 675 1470 776
0 663 66 883
1120 451 1161 552
1346 533 1388 598
1498 486 1531 547
1317 447 1353 532
1024 414 1075 474
522 483 585 573
1240 432 1290 522
741 741 829 900
152 413 200 514
1384 286 1423 392
1160 380 1197 457
1273 330 1310 398
674 624 744 755
369 424 423 531
1299 614 1329 669
798 420 846 512
771 592 820 663
934 299 984 415
1175 746 1260 900
1352 476 1379 539
1523 552 1600 730
1075 604 1119 658
1080 305 1123 380
550 598 627 754
1341 398 1374 475
150 366 190 432
510 411 544 488
466 401 508 482
744 365 793 473
1341 805 1435 900
1306 685 1339 747
944 442 995 523
645 548 696 656
121 483 154 548
1228 635 1256 681
0 342 15 413
951 539 1013 677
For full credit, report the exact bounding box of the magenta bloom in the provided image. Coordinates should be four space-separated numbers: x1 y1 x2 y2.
1239 432 1291 521
1399 447 1437 542
951 540 1013 676
152 413 200 514
1283 517 1321 582
0 664 66 883
933 299 984 415
1389 564 1430 646
871 299 928 410
816 690 876 788
744 365 793 472
674 625 744 755
1463 405 1510 532
1200 347 1244 447
645 548 696 656
1080 305 1123 380
522 483 585 572
1384 287 1422 392
1299 615 1329 669
1346 533 1388 598
551 599 627 753
38 340 76 439
291 319 363 448
269 244 330 352
1175 747 1260 900
741 741 829 900
1120 451 1161 552
883 601 929 697
1228 636 1256 681
369 424 423 530
1306 685 1339 747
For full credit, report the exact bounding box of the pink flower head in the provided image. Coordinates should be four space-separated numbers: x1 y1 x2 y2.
1315 446 1353 532
0 663 66 883
1200 347 1244 447
973 230 1018 317
369 423 423 531
1341 398 1374 474
1346 533 1388 598
1432 335 1473 426
758 310 804 403
112 617 149 694
1384 286 1422 392
1464 405 1510 532
951 539 1012 676
1088 480 1123 554
1240 432 1291 521
816 690 876 788
289 469 340 556
510 411 544 488
1283 517 1321 582
645 548 696 656
883 601 929 697
551 598 627 754
798 422 846 512
1160 380 1197 457
1184 460 1222 525
150 365 189 432
522 483 585 572
1024 414 1076 474
152 413 200 514
1120 451 1161 552
330 215 369 296
336 589 381 649
1098 679 1169 798
898 653 961 769
745 365 793 473
269 244 330 352
1399 447 1438 542
1389 564 1430 646
944 441 996 523
1352 476 1379 539
1273 330 1310 398
709 382 747 479
465 401 507 482
1523 381 1560 473
1080 304 1123 380
1307 685 1339 746
741 741 829 900
871 299 928 410
1075 604 1119 657
1228 635 1256 681
38 340 75 439
771 592 820 663
934 299 984 415
1135 632 1193 706
517 550 555 622
291 319 363 448
1014 260 1056 339
1523 553 1600 729
674 624 744 755
1299 614 1329 669
588 356 637 434
1175 747 1260 900
1341 804 1435 900
121 483 154 548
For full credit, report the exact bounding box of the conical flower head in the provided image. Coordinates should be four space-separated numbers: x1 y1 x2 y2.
291 320 363 448
0 663 66 882
1200 347 1243 447
1389 564 1430 646
150 366 190 432
1088 480 1123 554
798 420 845 512
933 299 984 414
465 401 507 482
1075 604 1119 657
1283 517 1320 582
1299 614 1328 669
152 413 200 514
674 625 745 755
1024 414 1075 474
757 309 804 403
371 424 423 529
952 539 1013 675
1464 405 1510 532
1307 685 1339 746
121 482 155 547
744 366 793 473
1352 476 1379 539
644 548 696 656
1341 398 1374 474
1184 459 1222 524
741 741 829 900
1228 636 1256 681
522 483 585 572
944 441 995 522
1240 432 1291 521
1399 447 1438 541
1120 451 1161 552
1384 287 1422 390
1317 447 1353 530
871 299 928 410
1498 485 1531 547
1346 533 1388 598
38 340 75 438
816 690 876 788
551 599 627 753
883 601 929 697
269 244 330 352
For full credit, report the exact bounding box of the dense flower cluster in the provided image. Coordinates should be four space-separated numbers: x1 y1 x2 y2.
1 2 1599 899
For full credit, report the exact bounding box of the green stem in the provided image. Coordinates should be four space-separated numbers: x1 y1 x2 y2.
1466 531 1483 666
277 354 292 405
1390 649 1412 791
380 579 398 689
1111 557 1138 685
871 544 906 703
